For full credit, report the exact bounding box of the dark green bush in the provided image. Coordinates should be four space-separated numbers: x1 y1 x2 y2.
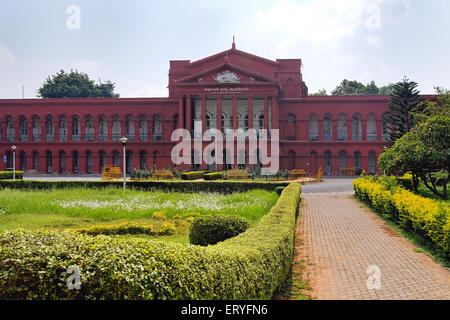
0 182 301 299
203 172 223 181
181 171 206 180
0 180 289 194
189 215 250 246
275 186 285 195
396 177 414 190
0 171 23 179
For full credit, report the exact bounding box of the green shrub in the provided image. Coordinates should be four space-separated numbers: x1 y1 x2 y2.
0 182 301 299
0 171 23 179
189 215 250 246
77 222 155 236
203 172 223 181
0 180 289 194
159 222 176 235
396 177 414 190
275 186 285 195
353 177 450 257
181 171 205 180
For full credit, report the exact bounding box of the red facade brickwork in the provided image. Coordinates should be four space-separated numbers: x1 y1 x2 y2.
0 45 412 175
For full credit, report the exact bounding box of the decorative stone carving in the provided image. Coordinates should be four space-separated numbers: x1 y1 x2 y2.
214 70 240 84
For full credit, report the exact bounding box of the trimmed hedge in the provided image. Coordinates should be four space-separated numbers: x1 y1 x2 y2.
181 171 205 180
77 222 176 236
353 177 450 257
189 215 250 246
0 182 301 299
0 180 289 194
0 171 23 179
203 172 223 181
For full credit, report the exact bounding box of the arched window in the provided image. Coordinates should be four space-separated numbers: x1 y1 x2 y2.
368 150 376 174
6 116 14 141
99 115 108 141
32 151 39 171
324 150 332 175
59 151 66 173
72 116 81 141
85 116 94 141
338 150 347 173
354 151 362 173
112 115 121 141
46 151 52 174
125 115 134 141
153 114 162 141
99 150 106 172
323 114 332 141
286 114 296 140
352 114 362 141
20 116 28 141
113 150 120 167
32 116 41 141
140 150 147 170
45 115 54 142
138 115 148 141
73 151 79 174
308 114 318 141
238 113 248 131
20 150 26 171
337 114 347 140
382 113 390 141
367 114 377 141
59 116 68 141
86 151 93 174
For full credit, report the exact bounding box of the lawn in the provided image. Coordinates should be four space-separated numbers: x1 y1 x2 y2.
0 187 279 243
414 182 450 204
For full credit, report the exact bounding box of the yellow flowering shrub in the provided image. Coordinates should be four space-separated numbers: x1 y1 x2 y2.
353 178 449 257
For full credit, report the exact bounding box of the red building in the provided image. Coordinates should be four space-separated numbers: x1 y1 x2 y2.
0 43 396 175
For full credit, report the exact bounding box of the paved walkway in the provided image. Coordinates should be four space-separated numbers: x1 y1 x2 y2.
296 178 450 300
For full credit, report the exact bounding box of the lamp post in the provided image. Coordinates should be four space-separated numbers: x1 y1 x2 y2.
11 145 16 180
120 137 128 190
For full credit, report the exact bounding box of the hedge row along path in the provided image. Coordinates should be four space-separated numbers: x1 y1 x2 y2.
295 178 450 300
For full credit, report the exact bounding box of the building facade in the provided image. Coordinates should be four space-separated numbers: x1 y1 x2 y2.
0 44 396 175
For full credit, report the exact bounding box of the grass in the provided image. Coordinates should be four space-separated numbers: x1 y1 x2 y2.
0 187 278 243
414 182 450 204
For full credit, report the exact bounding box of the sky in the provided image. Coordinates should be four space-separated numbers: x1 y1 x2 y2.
0 0 449 99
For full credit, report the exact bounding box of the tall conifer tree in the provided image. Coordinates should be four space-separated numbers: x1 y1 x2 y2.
386 77 423 142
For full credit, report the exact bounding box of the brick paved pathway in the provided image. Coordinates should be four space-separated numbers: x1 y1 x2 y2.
297 187 450 300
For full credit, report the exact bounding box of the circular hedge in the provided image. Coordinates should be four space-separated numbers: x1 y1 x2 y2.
189 215 250 246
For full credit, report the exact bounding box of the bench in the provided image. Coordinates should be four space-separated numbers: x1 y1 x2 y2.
340 166 356 176
101 165 122 180
226 169 248 180
289 169 306 179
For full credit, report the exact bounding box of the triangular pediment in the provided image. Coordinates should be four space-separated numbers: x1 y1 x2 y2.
174 62 277 86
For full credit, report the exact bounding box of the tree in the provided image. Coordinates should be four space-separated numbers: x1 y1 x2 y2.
311 88 327 96
385 77 423 142
378 83 395 95
330 79 394 95
37 70 120 98
331 79 366 95
378 115 450 199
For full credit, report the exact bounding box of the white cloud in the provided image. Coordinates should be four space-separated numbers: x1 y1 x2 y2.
0 42 16 66
127 84 168 98
70 59 101 75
